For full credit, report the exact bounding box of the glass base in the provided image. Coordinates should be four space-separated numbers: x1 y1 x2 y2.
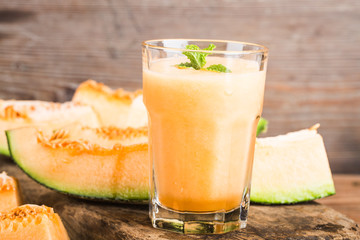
150 201 248 234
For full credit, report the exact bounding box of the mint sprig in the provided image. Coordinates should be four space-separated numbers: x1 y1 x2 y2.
177 62 193 68
182 44 215 70
178 44 231 73
206 64 231 73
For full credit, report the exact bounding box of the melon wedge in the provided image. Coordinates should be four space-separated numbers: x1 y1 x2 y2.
72 80 147 128
0 172 21 212
251 125 336 204
0 100 100 156
0 204 69 240
6 125 149 201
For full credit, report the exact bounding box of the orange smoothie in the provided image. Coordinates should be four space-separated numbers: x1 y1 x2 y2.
143 57 266 212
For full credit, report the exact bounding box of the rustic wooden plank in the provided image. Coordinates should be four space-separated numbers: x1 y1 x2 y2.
0 0 359 173
317 174 360 224
0 157 359 239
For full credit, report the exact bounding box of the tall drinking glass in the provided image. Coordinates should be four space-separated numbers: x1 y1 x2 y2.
142 39 268 234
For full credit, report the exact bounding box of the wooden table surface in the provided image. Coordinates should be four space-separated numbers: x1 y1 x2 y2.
317 174 360 224
1 155 360 239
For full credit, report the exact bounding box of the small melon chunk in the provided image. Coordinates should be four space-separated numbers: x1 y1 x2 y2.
7 125 149 201
0 172 21 212
0 204 69 240
0 100 100 156
251 125 336 204
72 80 147 128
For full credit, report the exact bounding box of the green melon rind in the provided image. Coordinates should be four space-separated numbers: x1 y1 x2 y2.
250 183 335 204
0 145 10 157
6 131 149 203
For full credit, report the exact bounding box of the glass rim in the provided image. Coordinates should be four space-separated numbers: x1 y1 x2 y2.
142 38 268 54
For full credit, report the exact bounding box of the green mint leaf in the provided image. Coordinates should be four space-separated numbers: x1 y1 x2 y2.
177 62 193 68
179 44 232 72
203 44 216 51
206 64 232 73
256 117 268 136
182 44 215 70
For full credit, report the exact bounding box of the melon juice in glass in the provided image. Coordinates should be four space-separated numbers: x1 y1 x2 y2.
142 39 268 234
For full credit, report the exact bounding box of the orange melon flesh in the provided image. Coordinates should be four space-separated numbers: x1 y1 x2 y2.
0 100 100 156
6 125 149 201
0 204 69 240
72 80 147 128
0 172 21 212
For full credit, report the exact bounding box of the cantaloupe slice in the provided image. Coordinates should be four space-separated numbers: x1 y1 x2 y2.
6 117 335 204
0 204 69 240
72 80 147 128
251 124 336 204
6 125 149 201
0 100 100 156
0 172 21 212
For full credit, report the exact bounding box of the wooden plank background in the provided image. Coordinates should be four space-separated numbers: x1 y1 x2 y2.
0 0 359 173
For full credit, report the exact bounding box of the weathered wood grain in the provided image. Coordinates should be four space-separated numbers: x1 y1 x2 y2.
0 0 359 173
317 174 360 224
0 157 359 240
